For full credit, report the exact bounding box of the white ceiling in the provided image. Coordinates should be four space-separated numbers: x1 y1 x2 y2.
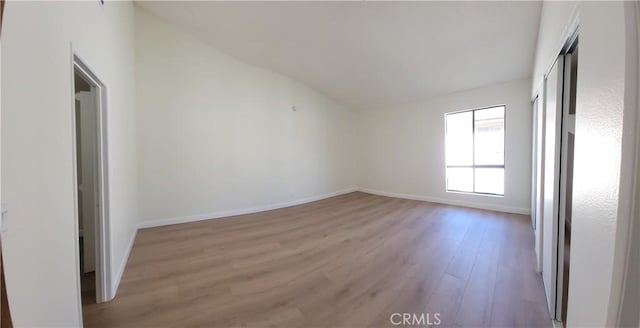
137 1 542 110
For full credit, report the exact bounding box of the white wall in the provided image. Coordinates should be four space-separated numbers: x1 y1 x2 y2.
532 1 639 326
1 1 138 326
135 8 358 223
358 78 532 214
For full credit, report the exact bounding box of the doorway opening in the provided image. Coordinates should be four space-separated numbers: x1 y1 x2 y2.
73 55 111 316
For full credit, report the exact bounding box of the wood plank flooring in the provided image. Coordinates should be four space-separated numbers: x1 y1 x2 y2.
83 192 551 327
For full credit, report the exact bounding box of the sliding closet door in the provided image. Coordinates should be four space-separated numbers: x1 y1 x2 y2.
556 46 577 323
531 96 539 229
542 56 564 318
533 94 546 272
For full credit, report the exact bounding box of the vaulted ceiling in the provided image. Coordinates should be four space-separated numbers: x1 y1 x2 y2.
136 1 542 110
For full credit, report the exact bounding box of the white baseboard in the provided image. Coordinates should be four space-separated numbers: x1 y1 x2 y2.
138 187 358 229
358 187 530 215
111 227 137 299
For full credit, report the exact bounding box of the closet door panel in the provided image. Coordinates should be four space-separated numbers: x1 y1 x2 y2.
542 56 564 318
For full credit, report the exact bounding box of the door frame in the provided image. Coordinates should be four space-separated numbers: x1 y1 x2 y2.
531 89 545 273
70 52 112 309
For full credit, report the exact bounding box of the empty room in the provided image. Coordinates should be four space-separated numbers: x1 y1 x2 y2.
0 1 639 327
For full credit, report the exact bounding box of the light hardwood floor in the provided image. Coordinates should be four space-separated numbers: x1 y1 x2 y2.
83 192 551 327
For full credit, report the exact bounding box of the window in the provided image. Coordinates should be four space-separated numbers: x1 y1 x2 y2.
445 105 505 195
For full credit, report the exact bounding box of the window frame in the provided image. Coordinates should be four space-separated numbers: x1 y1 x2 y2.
445 105 506 196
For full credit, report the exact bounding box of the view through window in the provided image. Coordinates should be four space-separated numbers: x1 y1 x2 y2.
445 105 505 195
